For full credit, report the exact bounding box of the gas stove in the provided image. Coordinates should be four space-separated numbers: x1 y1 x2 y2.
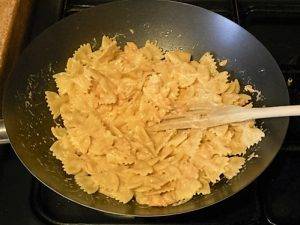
1 0 300 224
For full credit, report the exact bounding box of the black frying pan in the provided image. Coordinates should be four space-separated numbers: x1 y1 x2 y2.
1 0 289 216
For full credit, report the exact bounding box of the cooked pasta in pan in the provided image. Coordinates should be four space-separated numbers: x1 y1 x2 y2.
46 36 264 206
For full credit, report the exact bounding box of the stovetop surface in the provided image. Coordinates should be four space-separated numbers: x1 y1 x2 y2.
1 0 300 224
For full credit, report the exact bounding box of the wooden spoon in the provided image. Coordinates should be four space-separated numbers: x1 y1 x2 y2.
148 105 300 131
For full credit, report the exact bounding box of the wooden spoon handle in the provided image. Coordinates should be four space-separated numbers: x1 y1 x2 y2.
230 105 300 121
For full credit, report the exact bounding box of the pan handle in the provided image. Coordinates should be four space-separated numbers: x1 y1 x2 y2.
0 119 9 144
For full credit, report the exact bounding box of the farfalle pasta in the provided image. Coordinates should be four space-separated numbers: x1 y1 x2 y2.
45 36 264 206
